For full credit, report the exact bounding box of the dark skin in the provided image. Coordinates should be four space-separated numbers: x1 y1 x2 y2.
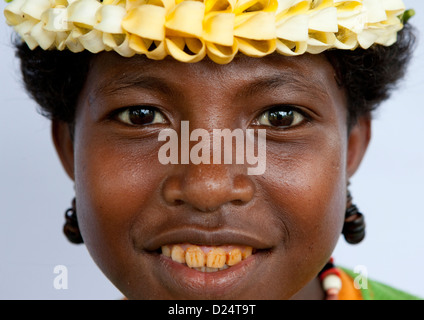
52 52 370 299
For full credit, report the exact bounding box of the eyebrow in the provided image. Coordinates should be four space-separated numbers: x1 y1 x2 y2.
237 72 331 101
95 73 179 99
94 69 331 103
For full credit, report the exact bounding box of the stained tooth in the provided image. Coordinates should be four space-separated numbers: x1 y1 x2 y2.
161 245 171 257
168 244 254 268
207 248 226 268
242 246 253 259
226 248 242 266
185 246 206 268
219 264 229 271
171 245 185 264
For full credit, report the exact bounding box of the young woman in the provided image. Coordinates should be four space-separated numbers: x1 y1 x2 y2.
3 0 421 299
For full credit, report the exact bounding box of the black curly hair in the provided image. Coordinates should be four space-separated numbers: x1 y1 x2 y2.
15 24 416 130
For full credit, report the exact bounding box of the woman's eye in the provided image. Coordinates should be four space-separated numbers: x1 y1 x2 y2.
117 107 166 126
257 106 306 128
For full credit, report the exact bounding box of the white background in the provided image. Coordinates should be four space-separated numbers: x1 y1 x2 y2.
1 1 423 299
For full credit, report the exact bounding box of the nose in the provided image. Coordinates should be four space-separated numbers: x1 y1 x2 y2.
162 163 255 212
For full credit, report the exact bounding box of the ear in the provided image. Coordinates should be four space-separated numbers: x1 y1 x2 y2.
52 120 75 181
346 115 372 179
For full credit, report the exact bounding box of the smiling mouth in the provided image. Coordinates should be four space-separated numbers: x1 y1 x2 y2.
161 244 255 272
143 230 272 297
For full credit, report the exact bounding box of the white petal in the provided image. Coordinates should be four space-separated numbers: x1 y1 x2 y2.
309 7 338 32
357 28 380 49
77 29 106 53
42 8 70 32
381 0 405 12
4 0 27 25
362 0 387 23
30 21 56 50
234 12 276 40
276 14 309 42
14 19 39 49
21 0 52 20
95 5 126 34
337 10 367 34
276 39 307 55
68 0 102 28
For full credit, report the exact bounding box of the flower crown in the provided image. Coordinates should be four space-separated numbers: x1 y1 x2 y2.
4 0 411 64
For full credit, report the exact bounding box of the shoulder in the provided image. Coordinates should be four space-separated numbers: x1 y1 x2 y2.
339 267 422 300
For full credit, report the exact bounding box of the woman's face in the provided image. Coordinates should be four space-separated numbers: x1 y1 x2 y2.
54 52 370 299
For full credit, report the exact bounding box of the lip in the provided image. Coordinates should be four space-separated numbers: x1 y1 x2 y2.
140 228 273 298
143 228 273 251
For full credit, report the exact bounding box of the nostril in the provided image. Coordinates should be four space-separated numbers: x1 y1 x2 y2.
232 174 255 204
162 176 184 205
231 199 244 206
173 199 184 206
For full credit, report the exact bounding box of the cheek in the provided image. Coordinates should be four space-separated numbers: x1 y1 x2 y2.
263 134 347 268
73 129 164 283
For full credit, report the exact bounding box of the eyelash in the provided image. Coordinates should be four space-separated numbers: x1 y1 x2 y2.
111 105 310 129
111 106 167 126
254 105 310 129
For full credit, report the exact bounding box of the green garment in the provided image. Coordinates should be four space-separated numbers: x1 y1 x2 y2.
341 268 422 300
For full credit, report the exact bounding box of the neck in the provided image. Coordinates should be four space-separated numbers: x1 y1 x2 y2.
290 277 326 300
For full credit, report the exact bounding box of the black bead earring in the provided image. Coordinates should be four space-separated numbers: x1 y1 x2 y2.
63 198 84 244
342 188 366 244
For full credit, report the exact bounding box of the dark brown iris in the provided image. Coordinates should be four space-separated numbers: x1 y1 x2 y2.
128 108 156 125
267 108 295 127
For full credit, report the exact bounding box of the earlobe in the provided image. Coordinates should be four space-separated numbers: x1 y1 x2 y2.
52 120 75 181
346 116 372 179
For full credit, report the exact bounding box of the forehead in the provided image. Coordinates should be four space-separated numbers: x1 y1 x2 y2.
87 52 342 100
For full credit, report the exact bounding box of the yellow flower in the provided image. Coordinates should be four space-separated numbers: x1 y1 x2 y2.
4 0 408 64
